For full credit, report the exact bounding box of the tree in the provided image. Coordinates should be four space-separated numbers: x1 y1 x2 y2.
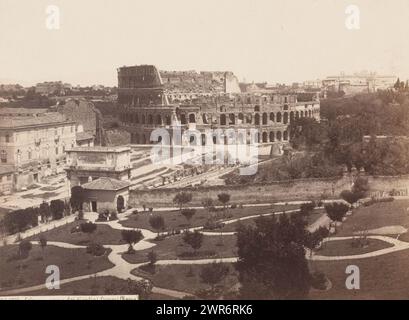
201 198 214 213
352 177 369 199
200 263 230 292
299 201 315 217
149 215 165 236
217 193 231 214
173 192 192 213
121 229 144 253
181 209 196 226
39 235 47 259
18 240 32 259
324 202 349 232
39 201 51 223
70 186 85 213
147 251 157 266
50 199 65 220
183 230 203 255
340 190 360 208
236 214 311 299
80 222 97 242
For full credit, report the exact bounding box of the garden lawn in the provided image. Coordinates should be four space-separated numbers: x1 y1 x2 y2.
310 249 409 299
0 244 113 293
336 199 409 239
26 221 125 246
132 263 238 296
120 204 300 233
122 234 238 264
22 276 155 297
316 238 393 257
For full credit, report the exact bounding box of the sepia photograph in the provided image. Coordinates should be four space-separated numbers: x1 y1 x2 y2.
1 0 409 307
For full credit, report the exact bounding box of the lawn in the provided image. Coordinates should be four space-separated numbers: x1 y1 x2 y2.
316 238 393 257
26 221 125 246
132 263 239 296
219 209 325 232
122 234 238 264
120 204 300 233
22 276 131 296
0 244 114 293
309 249 409 299
336 199 409 238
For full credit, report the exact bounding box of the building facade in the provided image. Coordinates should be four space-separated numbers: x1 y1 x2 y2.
0 113 76 191
65 146 131 187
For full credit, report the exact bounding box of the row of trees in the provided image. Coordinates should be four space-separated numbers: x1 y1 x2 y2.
1 199 68 235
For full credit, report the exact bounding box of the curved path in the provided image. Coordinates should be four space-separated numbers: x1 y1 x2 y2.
3 201 402 298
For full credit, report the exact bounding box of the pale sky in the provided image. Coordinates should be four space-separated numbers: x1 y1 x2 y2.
1 0 408 86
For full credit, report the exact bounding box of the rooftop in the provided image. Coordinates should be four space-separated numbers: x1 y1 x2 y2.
82 177 130 191
66 146 130 153
0 113 75 129
0 165 15 175
0 107 49 115
76 131 95 141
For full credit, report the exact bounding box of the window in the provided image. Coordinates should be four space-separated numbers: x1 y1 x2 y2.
0 150 6 163
5 134 10 143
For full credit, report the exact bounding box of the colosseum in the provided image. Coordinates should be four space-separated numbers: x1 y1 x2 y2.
118 65 320 153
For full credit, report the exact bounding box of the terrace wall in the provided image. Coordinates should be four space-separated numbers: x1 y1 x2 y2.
129 174 409 207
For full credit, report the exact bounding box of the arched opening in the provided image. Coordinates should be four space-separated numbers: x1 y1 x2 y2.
189 135 197 145
117 195 125 213
283 131 288 141
262 132 268 143
202 114 209 124
276 112 282 123
238 113 244 122
189 114 196 123
262 113 268 125
269 132 275 142
277 131 282 141
270 113 275 122
254 105 260 112
220 114 227 125
255 114 260 125
180 114 187 125
296 111 299 119
246 114 252 124
229 113 235 125
309 110 312 117
156 115 162 125
148 115 153 124
283 112 288 124
300 111 304 118
201 134 206 146
290 111 294 123
166 115 171 125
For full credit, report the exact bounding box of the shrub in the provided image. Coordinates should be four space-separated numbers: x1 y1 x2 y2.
109 211 118 221
80 222 97 234
310 271 328 290
97 213 108 222
86 242 106 256
230 204 237 209
50 199 65 220
203 219 225 230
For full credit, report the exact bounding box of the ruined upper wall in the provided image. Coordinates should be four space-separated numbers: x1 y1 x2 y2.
118 65 163 89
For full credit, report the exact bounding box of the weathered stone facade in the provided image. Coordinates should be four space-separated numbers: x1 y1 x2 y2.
118 65 320 149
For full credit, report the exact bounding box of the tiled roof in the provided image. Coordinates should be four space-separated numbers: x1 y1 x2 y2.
0 165 15 175
82 177 130 191
0 107 49 115
0 113 74 129
76 131 94 141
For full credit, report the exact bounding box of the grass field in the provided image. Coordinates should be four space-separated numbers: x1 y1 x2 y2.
122 234 237 264
317 238 393 257
310 249 409 299
26 221 125 246
337 199 409 238
0 244 114 293
120 204 300 233
132 263 238 296
23 276 133 296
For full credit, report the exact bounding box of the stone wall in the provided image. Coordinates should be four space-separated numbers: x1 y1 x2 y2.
128 174 409 208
